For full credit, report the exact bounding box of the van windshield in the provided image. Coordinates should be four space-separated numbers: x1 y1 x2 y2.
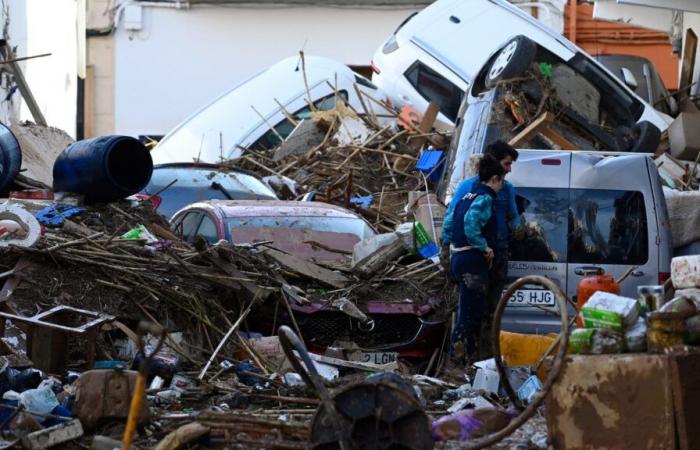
510 188 648 265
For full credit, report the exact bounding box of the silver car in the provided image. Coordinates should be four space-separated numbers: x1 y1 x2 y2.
440 98 673 334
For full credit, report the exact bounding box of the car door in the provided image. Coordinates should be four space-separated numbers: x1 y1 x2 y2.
172 211 203 243
568 153 659 299
502 151 572 334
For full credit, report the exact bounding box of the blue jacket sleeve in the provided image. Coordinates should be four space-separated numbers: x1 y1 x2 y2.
442 207 454 244
464 195 493 251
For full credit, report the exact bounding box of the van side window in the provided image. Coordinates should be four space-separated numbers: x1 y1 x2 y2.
404 61 463 122
568 190 648 265
509 188 568 263
250 91 349 150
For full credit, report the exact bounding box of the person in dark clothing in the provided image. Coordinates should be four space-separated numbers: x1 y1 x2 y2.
442 155 506 361
444 141 521 353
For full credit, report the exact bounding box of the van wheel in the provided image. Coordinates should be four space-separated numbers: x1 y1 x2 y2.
485 35 537 89
628 121 661 153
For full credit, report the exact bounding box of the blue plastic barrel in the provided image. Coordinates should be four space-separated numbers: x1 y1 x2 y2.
0 123 22 192
53 135 153 203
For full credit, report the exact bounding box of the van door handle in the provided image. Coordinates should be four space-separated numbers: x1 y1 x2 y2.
631 270 645 277
574 266 604 276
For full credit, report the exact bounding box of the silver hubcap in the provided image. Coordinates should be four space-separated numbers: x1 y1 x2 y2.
489 40 518 80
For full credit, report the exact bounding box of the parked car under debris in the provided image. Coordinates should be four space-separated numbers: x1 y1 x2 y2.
170 200 446 359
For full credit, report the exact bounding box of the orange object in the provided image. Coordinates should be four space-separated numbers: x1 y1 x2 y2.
563 2 679 90
576 271 620 327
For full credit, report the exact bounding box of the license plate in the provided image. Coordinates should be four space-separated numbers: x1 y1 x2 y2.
348 351 398 365
506 289 555 307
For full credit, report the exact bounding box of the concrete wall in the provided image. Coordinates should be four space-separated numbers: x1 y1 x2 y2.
112 4 421 137
0 0 79 137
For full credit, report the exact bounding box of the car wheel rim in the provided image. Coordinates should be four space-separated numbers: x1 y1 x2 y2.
489 40 518 80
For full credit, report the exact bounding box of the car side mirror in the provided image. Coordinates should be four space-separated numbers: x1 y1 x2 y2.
621 67 639 90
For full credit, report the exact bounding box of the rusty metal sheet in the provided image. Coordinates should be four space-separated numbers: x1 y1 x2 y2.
547 354 675 450
669 351 700 450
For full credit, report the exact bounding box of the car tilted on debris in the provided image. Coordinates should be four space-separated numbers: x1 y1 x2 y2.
140 163 278 219
170 200 445 359
151 55 388 165
371 0 671 133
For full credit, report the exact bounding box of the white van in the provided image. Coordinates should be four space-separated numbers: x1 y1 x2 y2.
371 0 671 131
152 55 388 165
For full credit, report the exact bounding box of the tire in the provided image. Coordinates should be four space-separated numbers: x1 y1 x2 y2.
628 121 661 153
485 35 537 89
0 123 22 193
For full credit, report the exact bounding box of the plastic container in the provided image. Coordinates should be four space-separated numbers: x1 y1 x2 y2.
53 135 153 203
576 270 620 327
0 123 21 192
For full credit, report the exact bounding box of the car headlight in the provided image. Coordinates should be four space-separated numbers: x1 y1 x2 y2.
382 35 399 54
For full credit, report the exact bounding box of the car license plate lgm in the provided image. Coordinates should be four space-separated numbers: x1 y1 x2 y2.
506 288 556 307
348 351 398 365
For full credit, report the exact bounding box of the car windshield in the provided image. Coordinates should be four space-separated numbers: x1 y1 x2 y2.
226 215 375 244
226 215 374 266
510 187 648 265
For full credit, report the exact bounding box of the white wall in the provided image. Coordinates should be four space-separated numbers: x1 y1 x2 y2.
113 4 421 137
0 0 79 137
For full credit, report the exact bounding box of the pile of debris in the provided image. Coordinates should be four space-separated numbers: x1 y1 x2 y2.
234 98 450 232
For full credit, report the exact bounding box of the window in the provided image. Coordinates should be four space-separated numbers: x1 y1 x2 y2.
404 61 463 122
354 74 378 90
509 188 569 263
568 190 648 265
197 215 219 244
569 53 644 127
250 91 349 150
174 212 202 243
509 188 649 265
227 216 375 242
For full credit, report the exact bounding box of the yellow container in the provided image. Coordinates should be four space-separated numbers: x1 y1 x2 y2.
499 331 558 378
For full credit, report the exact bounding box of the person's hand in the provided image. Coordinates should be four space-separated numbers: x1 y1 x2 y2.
484 247 494 268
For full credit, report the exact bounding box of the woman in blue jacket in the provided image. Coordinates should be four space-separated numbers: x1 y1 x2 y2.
442 154 506 363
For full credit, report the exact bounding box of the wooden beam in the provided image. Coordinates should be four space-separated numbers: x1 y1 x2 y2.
1 45 47 126
508 112 555 147
680 28 698 100
540 127 577 150
84 65 95 138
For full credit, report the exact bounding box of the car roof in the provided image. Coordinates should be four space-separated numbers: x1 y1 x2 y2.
181 200 365 220
400 0 576 84
151 55 357 165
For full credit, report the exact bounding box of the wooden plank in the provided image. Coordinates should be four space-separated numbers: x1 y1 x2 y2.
508 112 555 147
410 101 440 151
680 29 698 99
264 248 349 289
84 65 95 138
1 45 46 126
540 127 577 150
